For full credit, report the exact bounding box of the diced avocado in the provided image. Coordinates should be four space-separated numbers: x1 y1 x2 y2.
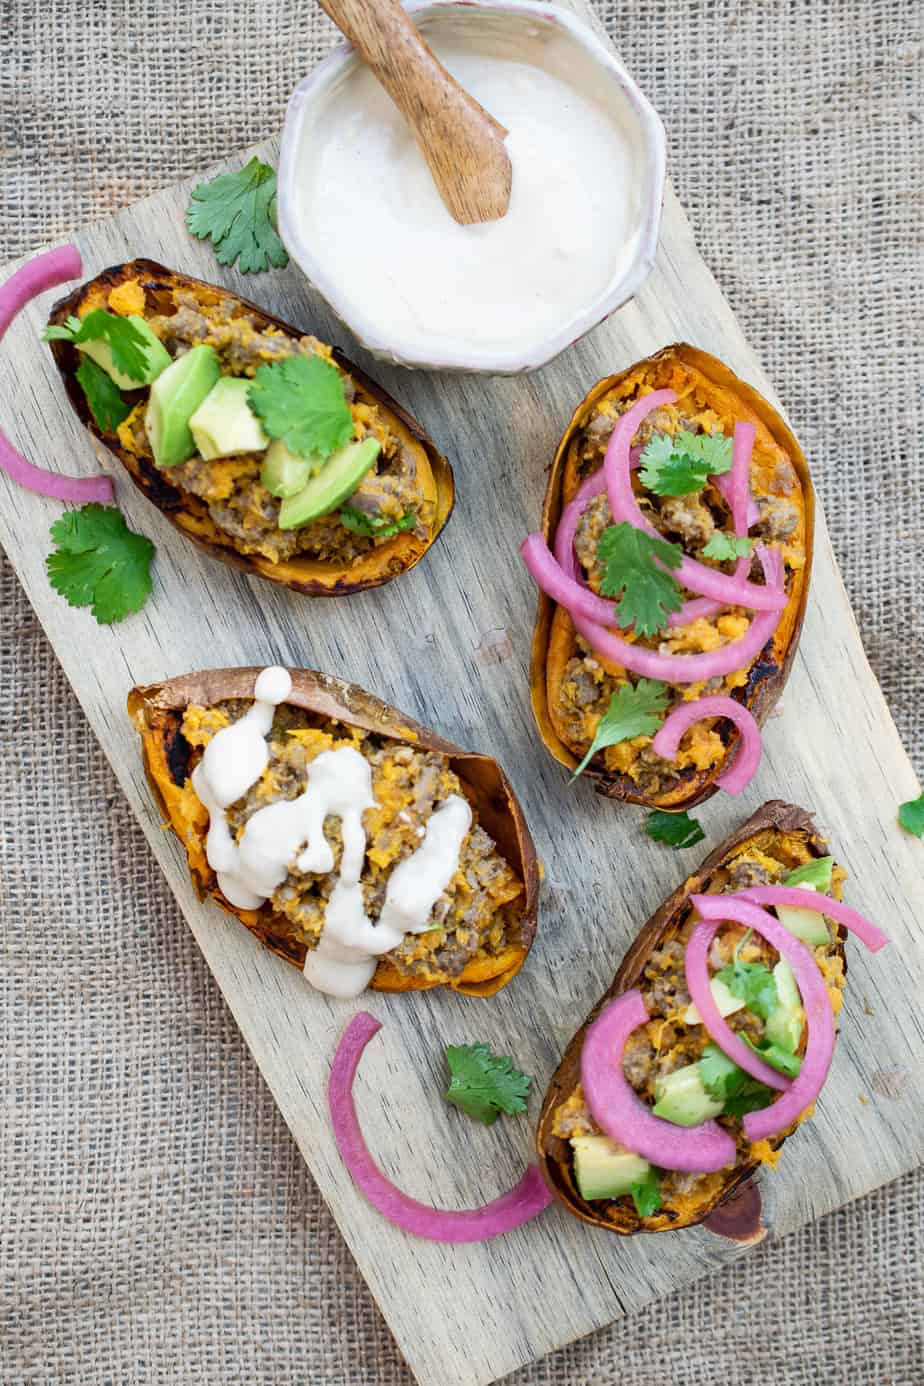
785 856 834 892
77 314 171 389
652 1062 725 1127
775 882 830 947
570 1135 651 1202
278 438 380 530
189 377 269 460
683 975 746 1026
145 345 221 469
260 439 315 498
765 958 804 1052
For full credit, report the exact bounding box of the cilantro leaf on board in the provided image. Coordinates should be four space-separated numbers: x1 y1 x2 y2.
701 532 754 562
742 1036 803 1079
572 679 669 780
339 506 417 539
898 794 924 838
185 156 288 273
639 429 733 497
247 355 353 460
46 504 154 625
444 1043 532 1125
645 809 706 849
717 958 779 1022
698 1044 774 1117
42 308 151 382
75 358 131 432
630 1165 663 1218
597 522 685 636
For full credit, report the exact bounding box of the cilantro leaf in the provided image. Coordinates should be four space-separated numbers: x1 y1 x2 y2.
46 504 154 624
186 157 289 274
597 522 685 636
723 1084 776 1118
572 679 669 779
645 809 706 849
75 358 131 432
717 958 779 1022
898 794 924 838
701 532 754 562
42 309 151 382
247 355 353 460
639 429 732 496
698 1044 774 1117
742 1036 802 1079
630 1165 662 1218
340 506 417 539
444 1042 532 1125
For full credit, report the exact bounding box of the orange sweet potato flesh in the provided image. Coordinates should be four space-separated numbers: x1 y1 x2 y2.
47 260 454 597
128 667 538 997
536 801 846 1234
530 345 814 809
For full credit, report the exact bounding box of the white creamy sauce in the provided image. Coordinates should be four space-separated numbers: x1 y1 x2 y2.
191 667 472 998
294 22 644 360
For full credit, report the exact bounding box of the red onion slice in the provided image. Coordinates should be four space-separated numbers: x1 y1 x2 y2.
690 895 837 1141
652 695 762 795
0 245 114 503
580 990 737 1173
329 1013 553 1243
738 886 889 953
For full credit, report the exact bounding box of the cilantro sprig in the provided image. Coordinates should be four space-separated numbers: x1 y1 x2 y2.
248 355 353 460
43 309 151 382
639 429 732 497
898 794 924 838
597 522 685 636
340 506 417 539
645 809 706 849
46 504 154 625
742 1036 802 1079
716 955 779 1022
185 157 288 273
702 533 754 562
444 1043 532 1125
630 1165 663 1218
698 1044 774 1118
75 358 131 432
573 679 668 779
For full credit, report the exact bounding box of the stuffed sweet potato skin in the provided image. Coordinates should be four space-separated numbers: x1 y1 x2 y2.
530 345 814 810
48 260 454 596
536 801 846 1233
128 667 538 997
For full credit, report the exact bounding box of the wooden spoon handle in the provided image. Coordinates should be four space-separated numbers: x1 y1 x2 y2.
318 0 511 225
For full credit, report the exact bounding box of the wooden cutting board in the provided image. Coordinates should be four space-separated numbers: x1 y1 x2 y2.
1 7 922 1381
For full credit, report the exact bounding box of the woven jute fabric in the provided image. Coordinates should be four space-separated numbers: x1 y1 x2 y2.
1 0 922 1382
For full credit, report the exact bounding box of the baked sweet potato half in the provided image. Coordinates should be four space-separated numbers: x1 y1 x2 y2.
47 260 453 596
537 801 848 1233
528 344 813 809
128 666 538 997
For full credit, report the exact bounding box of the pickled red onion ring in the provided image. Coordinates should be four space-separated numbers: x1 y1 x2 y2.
329 1013 553 1243
738 887 889 953
581 990 737 1172
652 695 762 795
689 895 837 1140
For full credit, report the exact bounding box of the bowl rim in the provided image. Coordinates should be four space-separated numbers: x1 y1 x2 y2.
277 0 667 375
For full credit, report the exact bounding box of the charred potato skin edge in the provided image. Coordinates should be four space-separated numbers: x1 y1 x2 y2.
127 667 539 997
535 800 846 1233
529 344 815 809
48 260 455 596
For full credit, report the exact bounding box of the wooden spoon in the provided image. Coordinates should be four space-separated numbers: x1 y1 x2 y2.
317 0 512 225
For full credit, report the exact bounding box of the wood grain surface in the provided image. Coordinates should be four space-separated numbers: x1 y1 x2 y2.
1 7 922 1382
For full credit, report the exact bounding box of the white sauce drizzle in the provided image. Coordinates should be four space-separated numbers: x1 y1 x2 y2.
191 667 472 998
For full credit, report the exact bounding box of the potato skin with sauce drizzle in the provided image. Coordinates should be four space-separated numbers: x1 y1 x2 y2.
530 344 814 810
536 801 847 1234
128 667 538 997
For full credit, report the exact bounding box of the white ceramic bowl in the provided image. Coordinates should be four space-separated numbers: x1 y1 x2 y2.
277 0 666 374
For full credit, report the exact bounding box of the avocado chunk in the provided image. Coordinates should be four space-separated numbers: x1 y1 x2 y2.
260 439 315 498
785 856 834 891
775 880 830 946
765 958 804 1052
278 438 380 530
683 974 746 1026
78 314 171 390
570 1135 651 1202
145 345 222 469
652 1062 725 1126
189 377 269 460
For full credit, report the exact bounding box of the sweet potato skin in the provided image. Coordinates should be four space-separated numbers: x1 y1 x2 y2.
48 260 454 596
536 801 846 1233
530 344 815 809
128 667 538 997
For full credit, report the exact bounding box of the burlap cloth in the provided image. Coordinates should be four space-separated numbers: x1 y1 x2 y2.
1 1 922 1382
